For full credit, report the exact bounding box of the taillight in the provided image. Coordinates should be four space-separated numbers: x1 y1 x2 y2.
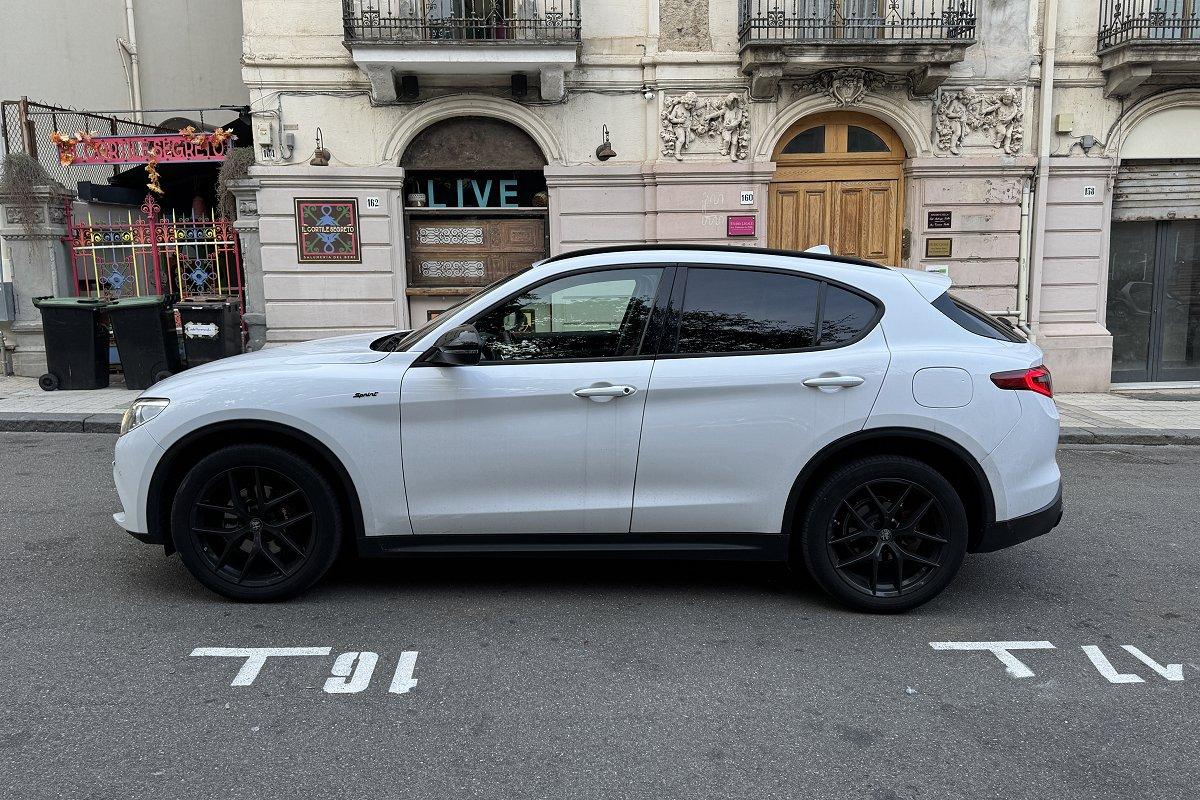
991 365 1053 398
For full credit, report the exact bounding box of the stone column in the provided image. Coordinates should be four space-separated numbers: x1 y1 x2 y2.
0 184 75 377
229 178 266 351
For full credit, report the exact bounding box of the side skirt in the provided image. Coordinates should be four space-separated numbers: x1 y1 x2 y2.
358 532 790 562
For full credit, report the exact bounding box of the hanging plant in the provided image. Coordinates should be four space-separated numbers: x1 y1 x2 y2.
0 151 56 236
179 125 234 150
217 147 255 220
49 130 96 166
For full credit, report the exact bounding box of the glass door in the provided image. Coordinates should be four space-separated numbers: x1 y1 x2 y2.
1107 220 1200 383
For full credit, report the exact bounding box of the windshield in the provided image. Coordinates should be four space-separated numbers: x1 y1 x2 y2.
370 269 530 352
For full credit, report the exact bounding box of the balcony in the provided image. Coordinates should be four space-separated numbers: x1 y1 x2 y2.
738 0 977 99
343 0 581 101
1099 0 1200 96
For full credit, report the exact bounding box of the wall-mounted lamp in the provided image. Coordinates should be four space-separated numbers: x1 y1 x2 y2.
309 127 331 167
642 86 655 100
595 124 616 161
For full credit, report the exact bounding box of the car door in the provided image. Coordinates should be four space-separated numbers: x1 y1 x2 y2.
631 265 890 534
401 265 671 534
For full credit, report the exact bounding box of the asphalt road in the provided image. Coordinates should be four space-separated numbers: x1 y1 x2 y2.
1 432 1198 800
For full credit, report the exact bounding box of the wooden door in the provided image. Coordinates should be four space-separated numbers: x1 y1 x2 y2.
768 112 907 267
770 179 900 266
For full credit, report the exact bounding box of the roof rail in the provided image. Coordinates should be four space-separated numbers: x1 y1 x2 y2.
540 243 889 270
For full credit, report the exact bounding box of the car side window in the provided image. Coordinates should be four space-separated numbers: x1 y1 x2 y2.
469 267 663 362
820 284 878 346
675 268 821 354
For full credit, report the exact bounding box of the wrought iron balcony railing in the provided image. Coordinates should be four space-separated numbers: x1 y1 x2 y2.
344 0 581 43
1099 0 1200 49
738 0 976 45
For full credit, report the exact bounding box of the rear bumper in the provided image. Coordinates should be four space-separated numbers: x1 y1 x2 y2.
973 485 1062 553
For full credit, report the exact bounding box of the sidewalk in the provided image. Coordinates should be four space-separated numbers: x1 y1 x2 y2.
2 372 1200 442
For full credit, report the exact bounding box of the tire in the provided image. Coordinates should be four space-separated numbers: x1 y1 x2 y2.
798 456 968 613
152 370 174 384
39 373 60 391
170 444 343 601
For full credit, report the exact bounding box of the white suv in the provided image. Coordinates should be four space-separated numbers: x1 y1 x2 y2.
113 245 1061 612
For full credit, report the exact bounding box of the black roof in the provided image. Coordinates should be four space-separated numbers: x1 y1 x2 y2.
541 243 889 270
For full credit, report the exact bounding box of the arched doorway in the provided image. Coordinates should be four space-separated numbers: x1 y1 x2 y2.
400 116 550 321
768 112 906 266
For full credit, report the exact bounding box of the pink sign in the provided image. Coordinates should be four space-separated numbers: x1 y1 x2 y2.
63 134 233 165
727 214 756 237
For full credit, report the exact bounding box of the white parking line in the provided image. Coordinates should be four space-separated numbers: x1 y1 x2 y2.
928 641 1056 678
931 640 1188 684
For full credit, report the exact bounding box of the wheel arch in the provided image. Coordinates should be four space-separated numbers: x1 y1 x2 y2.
147 420 366 555
782 427 996 553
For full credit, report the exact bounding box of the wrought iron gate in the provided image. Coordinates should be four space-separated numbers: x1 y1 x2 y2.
65 194 243 303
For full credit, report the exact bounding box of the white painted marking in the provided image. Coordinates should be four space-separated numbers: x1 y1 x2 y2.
1081 645 1144 684
929 641 1056 679
190 647 332 686
389 651 419 695
1122 646 1184 681
323 651 379 694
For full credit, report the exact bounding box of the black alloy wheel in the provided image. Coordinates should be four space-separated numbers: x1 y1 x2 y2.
827 479 948 599
171 444 342 601
190 465 315 587
799 456 968 613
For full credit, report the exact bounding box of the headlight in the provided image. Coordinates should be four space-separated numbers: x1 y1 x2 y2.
120 398 169 436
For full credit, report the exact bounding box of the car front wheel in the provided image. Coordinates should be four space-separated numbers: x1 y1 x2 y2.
798 456 968 613
170 444 343 601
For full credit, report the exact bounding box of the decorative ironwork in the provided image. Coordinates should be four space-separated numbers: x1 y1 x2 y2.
65 194 243 303
738 0 977 45
343 0 581 43
419 259 487 278
1100 0 1200 49
417 225 484 244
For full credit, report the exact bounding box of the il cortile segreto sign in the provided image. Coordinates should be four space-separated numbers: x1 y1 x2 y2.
63 133 233 165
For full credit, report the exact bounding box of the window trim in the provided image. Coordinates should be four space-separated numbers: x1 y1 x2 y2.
656 263 885 360
412 263 676 367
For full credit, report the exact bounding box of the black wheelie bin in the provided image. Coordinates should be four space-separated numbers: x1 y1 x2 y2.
107 295 183 390
32 296 110 391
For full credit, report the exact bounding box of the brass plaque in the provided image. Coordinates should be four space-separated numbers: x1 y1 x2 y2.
925 237 953 258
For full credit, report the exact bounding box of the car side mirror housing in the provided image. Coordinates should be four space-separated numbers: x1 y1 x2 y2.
426 324 483 366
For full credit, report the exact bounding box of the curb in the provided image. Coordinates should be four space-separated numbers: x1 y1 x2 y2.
2 414 1199 444
1059 426 1200 445
0 412 123 434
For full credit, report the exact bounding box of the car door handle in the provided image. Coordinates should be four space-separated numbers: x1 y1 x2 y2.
573 384 637 399
802 375 866 389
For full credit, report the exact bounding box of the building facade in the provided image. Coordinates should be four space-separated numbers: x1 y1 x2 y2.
232 0 1198 391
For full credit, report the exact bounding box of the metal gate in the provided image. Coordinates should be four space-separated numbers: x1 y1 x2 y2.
65 193 243 303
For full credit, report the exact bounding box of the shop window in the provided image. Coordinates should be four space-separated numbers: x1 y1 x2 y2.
675 269 821 354
471 268 662 361
847 125 890 153
781 126 826 155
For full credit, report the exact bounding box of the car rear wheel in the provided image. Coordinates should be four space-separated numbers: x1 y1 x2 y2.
170 444 342 601
798 456 968 613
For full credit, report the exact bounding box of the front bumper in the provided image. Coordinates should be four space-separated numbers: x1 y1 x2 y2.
973 485 1063 553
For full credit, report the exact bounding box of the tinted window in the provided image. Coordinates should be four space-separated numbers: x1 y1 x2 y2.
847 125 890 153
781 126 825 154
820 285 878 345
470 268 662 361
676 269 820 354
932 292 1025 342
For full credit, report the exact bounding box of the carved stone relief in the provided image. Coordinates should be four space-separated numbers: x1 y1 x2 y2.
935 87 1025 156
798 68 897 108
659 92 751 162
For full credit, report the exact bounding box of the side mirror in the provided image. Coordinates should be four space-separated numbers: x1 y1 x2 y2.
426 324 483 366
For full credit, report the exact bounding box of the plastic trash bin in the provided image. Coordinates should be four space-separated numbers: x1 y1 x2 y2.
178 297 242 367
32 296 110 391
107 295 182 390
